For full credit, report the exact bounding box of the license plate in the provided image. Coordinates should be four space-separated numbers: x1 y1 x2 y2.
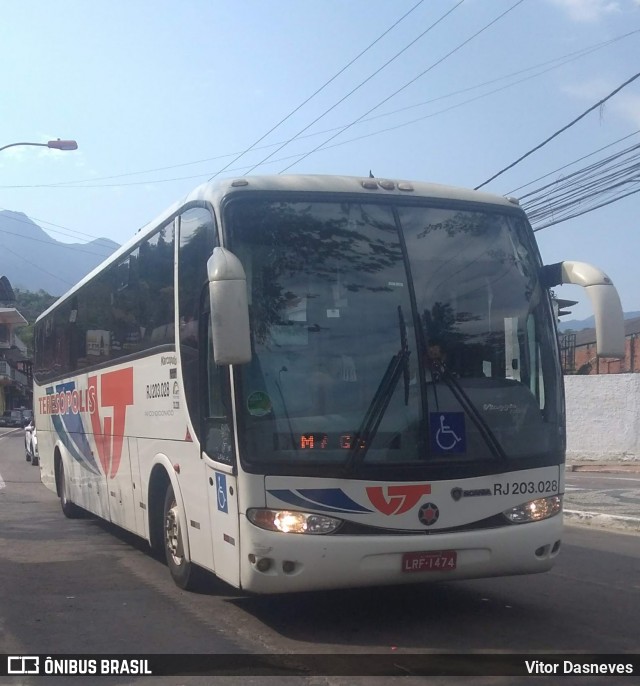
402 550 457 573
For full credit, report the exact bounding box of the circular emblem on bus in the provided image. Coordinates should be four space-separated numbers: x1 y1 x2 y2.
418 503 440 526
247 391 272 417
451 487 463 502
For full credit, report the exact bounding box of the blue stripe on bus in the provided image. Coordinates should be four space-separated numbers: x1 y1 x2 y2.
267 488 372 514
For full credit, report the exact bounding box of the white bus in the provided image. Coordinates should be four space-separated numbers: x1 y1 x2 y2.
33 175 624 593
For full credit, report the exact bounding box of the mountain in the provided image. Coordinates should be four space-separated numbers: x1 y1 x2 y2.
0 210 119 297
557 311 640 333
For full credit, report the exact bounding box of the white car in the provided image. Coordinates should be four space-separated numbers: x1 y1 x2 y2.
24 420 39 466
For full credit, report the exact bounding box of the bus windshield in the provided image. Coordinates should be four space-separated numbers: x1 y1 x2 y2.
225 197 562 476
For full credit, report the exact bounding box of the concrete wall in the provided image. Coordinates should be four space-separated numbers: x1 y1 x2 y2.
564 374 640 464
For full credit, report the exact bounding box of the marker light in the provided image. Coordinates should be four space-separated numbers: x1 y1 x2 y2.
247 508 342 534
503 495 562 524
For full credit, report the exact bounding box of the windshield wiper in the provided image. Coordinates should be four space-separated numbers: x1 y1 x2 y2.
344 306 410 475
399 305 410 405
427 357 507 462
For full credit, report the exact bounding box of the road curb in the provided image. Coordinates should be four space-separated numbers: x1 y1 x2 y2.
567 464 640 474
564 509 640 533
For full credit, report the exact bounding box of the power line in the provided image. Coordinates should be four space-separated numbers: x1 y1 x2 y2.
0 243 74 288
475 70 640 190
527 165 640 223
243 0 466 175
0 209 117 253
12 26 631 190
507 129 640 195
360 29 639 127
279 0 528 174
4 28 636 190
207 0 427 181
517 135 640 230
532 185 640 231
0 225 114 259
2 47 604 194
523 142 640 213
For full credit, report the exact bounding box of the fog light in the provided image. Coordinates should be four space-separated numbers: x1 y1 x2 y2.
503 495 562 523
282 560 295 574
256 557 272 572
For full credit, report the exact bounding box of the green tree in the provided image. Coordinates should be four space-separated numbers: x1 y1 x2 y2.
13 288 57 354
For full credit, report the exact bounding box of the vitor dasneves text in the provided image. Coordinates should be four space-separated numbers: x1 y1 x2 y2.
526 660 633 675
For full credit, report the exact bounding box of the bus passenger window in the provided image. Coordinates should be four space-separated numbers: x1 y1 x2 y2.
203 322 234 465
178 207 215 441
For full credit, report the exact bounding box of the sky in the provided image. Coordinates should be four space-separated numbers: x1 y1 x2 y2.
0 0 638 320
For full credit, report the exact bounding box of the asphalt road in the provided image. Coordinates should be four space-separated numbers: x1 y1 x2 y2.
0 429 638 686
565 470 640 532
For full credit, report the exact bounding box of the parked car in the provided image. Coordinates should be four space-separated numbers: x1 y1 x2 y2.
0 409 26 428
24 420 39 466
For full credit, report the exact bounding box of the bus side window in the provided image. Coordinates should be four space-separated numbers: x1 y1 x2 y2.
178 206 215 441
203 316 234 466
177 204 235 465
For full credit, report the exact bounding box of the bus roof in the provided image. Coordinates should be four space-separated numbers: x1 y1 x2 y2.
180 174 519 211
36 175 522 323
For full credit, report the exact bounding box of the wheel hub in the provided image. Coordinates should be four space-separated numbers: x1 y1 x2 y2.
165 504 183 566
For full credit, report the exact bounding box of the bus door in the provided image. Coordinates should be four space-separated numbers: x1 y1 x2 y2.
107 439 138 533
202 323 240 588
204 460 240 587
179 330 240 586
124 437 147 537
178 206 240 585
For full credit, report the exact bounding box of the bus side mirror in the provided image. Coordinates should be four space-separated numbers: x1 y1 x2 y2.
207 247 252 365
541 260 625 359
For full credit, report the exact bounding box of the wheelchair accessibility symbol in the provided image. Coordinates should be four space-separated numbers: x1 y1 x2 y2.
429 412 466 454
215 472 228 513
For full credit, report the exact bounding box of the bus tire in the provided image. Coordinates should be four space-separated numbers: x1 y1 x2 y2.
163 483 199 590
59 461 82 519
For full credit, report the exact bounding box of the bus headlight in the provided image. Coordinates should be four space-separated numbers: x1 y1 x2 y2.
247 508 342 534
503 495 562 523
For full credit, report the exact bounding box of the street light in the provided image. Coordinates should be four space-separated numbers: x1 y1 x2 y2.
0 139 78 153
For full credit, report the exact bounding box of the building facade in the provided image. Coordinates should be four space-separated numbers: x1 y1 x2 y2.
0 276 31 413
560 316 640 375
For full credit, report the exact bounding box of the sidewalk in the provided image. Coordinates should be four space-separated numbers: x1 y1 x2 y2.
563 462 640 534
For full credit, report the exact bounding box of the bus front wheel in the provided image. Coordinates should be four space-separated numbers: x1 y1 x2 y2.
59 461 82 519
163 484 199 590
